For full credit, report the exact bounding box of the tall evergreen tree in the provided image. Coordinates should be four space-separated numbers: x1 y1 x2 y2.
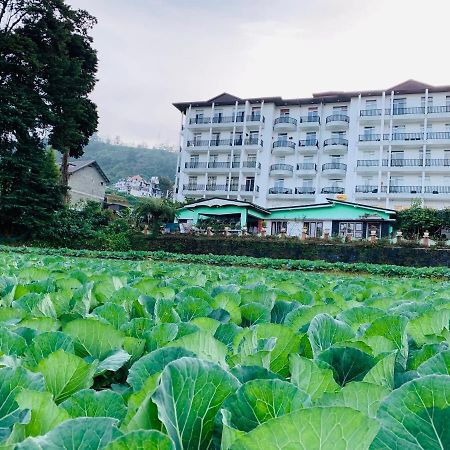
0 0 98 233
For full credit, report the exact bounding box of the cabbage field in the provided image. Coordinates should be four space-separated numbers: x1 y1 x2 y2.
0 251 449 449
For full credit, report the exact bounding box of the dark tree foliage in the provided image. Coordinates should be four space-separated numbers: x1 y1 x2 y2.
0 0 98 235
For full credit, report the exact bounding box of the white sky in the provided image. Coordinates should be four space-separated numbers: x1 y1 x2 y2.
68 0 450 147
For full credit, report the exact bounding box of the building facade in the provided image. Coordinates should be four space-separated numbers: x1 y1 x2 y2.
176 197 395 239
173 80 450 210
115 175 161 198
68 160 109 206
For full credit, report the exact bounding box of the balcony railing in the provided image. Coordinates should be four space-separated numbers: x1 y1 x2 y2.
321 187 345 194
246 114 265 123
355 185 379 193
391 132 424 141
185 162 207 169
208 161 231 169
323 137 348 147
189 117 211 125
212 115 235 124
326 114 349 124
322 162 347 171
299 139 319 147
297 163 317 171
387 185 422 193
205 184 228 191
389 159 423 167
269 187 292 194
390 107 425 115
183 184 205 191
427 132 450 140
244 138 262 146
359 134 381 142
295 187 315 194
299 116 320 124
274 116 297 126
187 140 209 147
272 140 296 149
209 139 233 146
357 160 379 167
425 159 450 166
242 161 261 169
270 164 294 172
427 106 450 114
424 186 450 194
241 184 260 192
360 109 382 117
229 184 239 192
233 139 243 146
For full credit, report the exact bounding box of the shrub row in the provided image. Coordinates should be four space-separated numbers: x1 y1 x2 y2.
2 244 450 279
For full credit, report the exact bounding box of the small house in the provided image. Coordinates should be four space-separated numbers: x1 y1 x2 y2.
68 160 109 205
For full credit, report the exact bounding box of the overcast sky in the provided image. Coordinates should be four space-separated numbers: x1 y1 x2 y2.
68 0 450 148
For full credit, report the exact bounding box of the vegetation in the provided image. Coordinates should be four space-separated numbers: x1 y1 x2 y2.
0 250 448 448
83 137 177 183
0 0 98 234
3 245 450 279
396 201 450 238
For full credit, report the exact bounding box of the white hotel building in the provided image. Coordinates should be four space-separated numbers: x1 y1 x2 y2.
173 80 450 210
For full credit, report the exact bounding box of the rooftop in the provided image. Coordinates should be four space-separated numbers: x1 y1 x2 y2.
173 80 450 113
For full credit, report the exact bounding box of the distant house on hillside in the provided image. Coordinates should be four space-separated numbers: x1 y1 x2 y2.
68 160 109 205
115 175 161 198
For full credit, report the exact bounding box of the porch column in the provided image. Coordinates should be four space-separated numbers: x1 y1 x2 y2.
240 209 248 228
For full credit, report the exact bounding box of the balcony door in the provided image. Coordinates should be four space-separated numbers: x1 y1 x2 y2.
306 131 316 145
308 107 318 118
391 151 404 166
213 110 223 123
245 177 255 191
207 176 217 189
280 108 290 117
278 133 288 142
275 179 284 188
188 176 198 188
393 98 406 114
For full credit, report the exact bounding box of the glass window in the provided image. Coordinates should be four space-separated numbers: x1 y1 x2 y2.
339 222 363 238
304 221 323 238
271 221 287 235
365 99 377 109
280 108 290 116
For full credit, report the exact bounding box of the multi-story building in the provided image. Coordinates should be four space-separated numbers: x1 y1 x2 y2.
173 80 450 210
115 175 161 198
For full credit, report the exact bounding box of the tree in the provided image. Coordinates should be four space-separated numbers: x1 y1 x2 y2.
158 176 173 197
0 0 98 205
133 198 176 234
396 204 441 238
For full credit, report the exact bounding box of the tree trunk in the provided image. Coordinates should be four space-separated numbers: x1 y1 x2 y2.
61 149 70 203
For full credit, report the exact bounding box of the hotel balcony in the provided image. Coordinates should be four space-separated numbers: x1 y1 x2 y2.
359 109 382 123
297 163 317 174
211 115 240 130
295 187 316 198
207 161 231 172
241 161 261 173
272 140 296 155
273 116 297 131
298 116 320 130
358 134 382 147
387 107 425 122
186 139 209 150
267 187 294 199
243 137 263 148
298 139 319 154
187 117 211 129
323 137 348 153
205 184 230 195
426 131 450 147
321 186 345 194
325 114 349 130
423 186 450 194
240 185 260 196
387 132 424 146
184 162 208 172
182 184 205 193
356 160 380 172
322 162 347 176
246 114 265 128
426 105 450 122
269 163 294 177
354 185 383 199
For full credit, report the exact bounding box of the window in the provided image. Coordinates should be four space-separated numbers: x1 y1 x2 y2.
333 105 347 112
276 156 286 163
207 176 217 188
278 133 288 141
245 177 255 191
308 107 318 118
193 133 202 144
188 176 197 187
339 222 363 239
303 178 313 187
230 177 239 190
236 110 244 122
213 110 223 123
209 154 218 163
304 221 323 238
280 108 290 116
364 126 375 136
234 132 243 144
274 179 284 188
365 99 377 109
247 154 257 162
332 131 346 138
306 131 316 144
271 221 287 235
195 111 204 123
393 98 406 114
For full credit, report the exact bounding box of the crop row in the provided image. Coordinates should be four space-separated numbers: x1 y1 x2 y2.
2 245 450 279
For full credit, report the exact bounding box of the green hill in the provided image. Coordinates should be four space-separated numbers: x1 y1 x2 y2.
81 140 178 182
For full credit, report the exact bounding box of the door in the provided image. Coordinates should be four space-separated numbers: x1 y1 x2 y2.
393 98 406 114
306 131 316 145
207 176 217 189
391 151 404 167
213 110 223 123
245 177 255 191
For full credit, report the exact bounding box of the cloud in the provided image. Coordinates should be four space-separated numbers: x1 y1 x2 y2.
67 0 450 146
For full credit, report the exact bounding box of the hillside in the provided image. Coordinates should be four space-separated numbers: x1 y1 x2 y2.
81 140 178 182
